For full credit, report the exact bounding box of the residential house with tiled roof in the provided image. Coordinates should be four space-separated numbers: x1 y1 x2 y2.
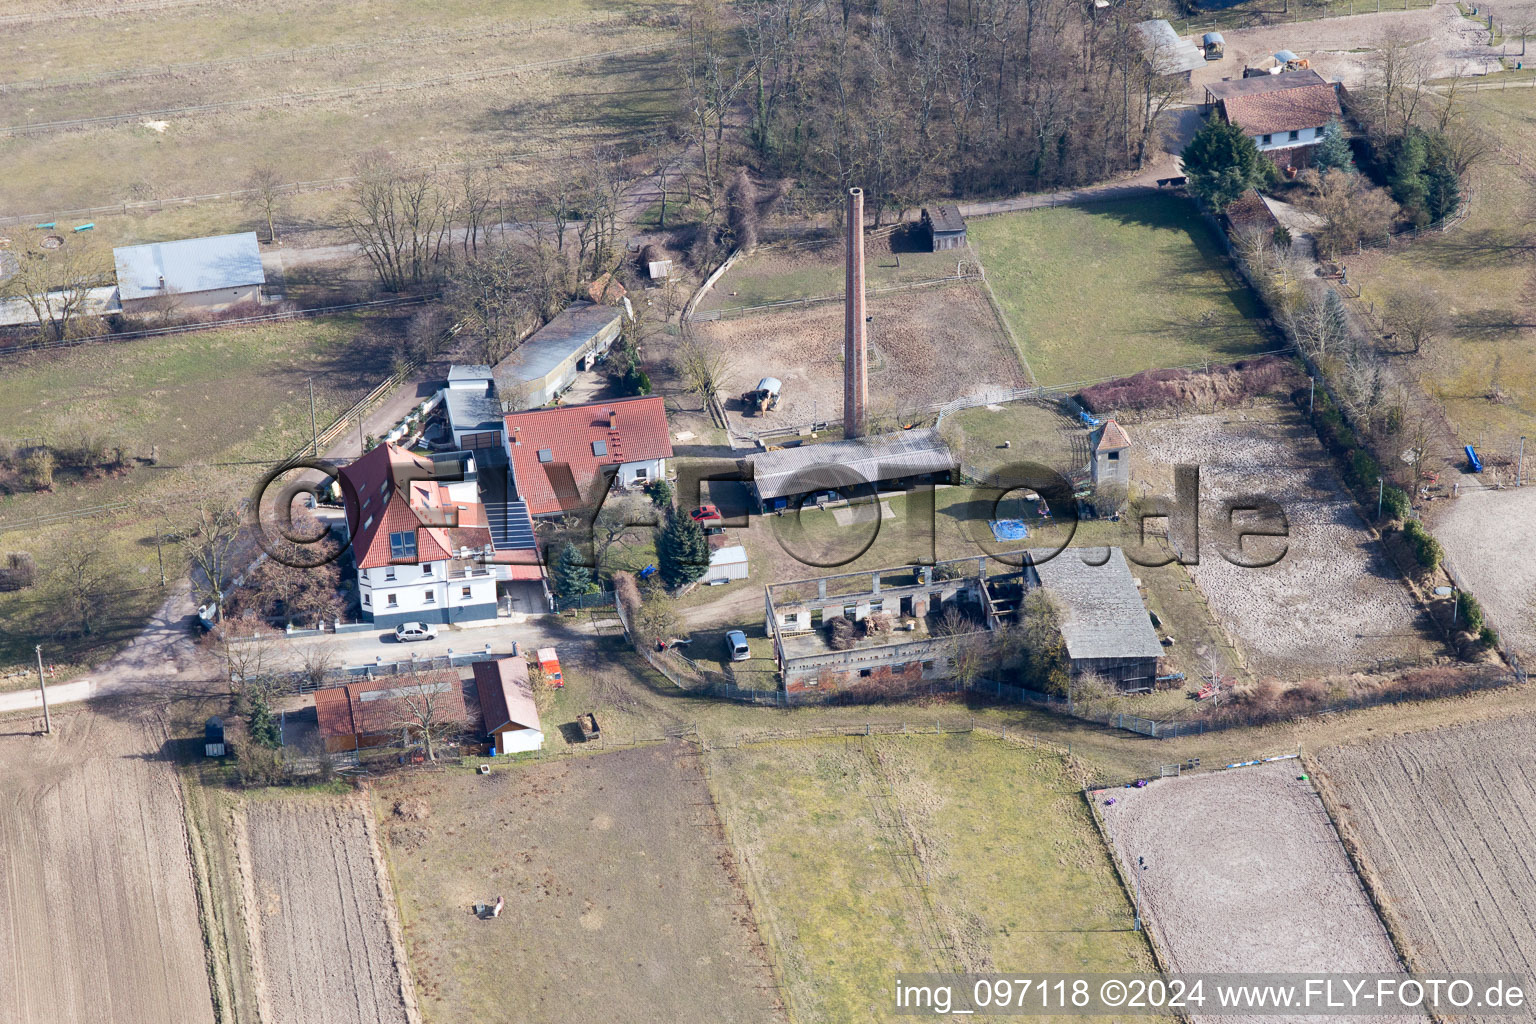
503 397 673 518
338 443 515 626
314 673 469 753
472 657 543 754
1204 70 1343 169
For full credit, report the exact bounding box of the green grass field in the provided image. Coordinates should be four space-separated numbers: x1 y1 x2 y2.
0 0 678 244
1351 88 1536 451
969 195 1274 386
708 733 1168 1023
0 313 401 681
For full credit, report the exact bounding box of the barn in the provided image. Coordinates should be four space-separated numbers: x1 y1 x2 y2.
1026 548 1164 690
473 657 544 754
921 206 968 251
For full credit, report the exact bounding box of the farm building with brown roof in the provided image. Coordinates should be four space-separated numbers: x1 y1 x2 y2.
1204 70 1342 168
313 673 469 754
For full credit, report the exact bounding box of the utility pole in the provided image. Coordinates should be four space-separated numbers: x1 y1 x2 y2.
1518 436 1526 487
1134 855 1147 931
35 645 51 735
309 378 319 456
1376 476 1384 521
1308 376 1316 415
155 528 166 587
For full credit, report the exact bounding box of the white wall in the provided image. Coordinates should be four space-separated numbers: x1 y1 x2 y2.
358 560 497 617
616 458 664 489
1254 125 1321 151
493 726 543 754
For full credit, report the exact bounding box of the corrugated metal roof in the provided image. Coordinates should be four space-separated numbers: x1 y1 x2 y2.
1134 20 1205 75
493 300 623 390
747 428 954 501
0 285 120 326
112 232 264 301
1029 548 1164 662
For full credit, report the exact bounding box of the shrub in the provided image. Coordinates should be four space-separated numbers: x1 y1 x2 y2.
1401 519 1442 570
827 616 857 650
1381 485 1410 523
1347 449 1382 493
644 478 674 510
1456 591 1485 634
0 551 37 591
19 449 53 490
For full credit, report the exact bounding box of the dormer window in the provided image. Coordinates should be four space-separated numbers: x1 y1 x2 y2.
388 531 416 559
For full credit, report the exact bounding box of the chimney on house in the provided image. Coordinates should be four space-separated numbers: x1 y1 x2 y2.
608 410 618 430
843 187 868 439
512 426 521 445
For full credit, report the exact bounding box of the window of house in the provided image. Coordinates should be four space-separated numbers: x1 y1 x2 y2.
922 660 936 672
633 466 648 479
859 669 873 678
1288 129 1300 141
384 567 396 581
461 586 472 598
421 562 433 576
423 590 435 603
1108 450 1119 461
363 593 371 606
362 515 374 531
386 594 398 607
592 440 607 456
388 531 416 559
1261 133 1272 146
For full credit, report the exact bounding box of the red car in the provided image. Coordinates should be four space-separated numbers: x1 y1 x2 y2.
689 504 721 522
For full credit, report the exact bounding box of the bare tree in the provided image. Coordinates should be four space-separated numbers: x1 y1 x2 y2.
725 166 760 250
215 614 283 692
243 166 288 243
455 165 496 256
1364 27 1434 139
341 153 452 291
675 334 738 408
171 490 243 618
633 593 684 648
389 669 463 761
0 241 112 343
1382 286 1449 354
45 540 122 637
591 493 658 579
296 641 339 691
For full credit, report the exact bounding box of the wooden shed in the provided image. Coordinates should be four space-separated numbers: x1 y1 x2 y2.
921 205 968 251
204 716 226 757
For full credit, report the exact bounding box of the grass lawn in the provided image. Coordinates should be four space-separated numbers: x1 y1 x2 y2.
0 313 401 682
708 733 1167 1023
969 195 1273 386
1350 88 1536 452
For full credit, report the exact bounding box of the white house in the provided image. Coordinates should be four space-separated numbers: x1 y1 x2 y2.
1204 70 1343 169
473 657 543 754
112 232 266 313
339 444 501 627
442 365 505 451
503 396 674 518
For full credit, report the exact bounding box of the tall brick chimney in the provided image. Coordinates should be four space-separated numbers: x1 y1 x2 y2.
843 187 868 439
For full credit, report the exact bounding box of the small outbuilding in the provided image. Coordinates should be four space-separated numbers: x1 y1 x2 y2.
473 657 543 754
745 428 955 512
113 231 266 313
704 543 749 586
204 716 226 757
921 206 968 251
1090 418 1132 487
492 301 626 409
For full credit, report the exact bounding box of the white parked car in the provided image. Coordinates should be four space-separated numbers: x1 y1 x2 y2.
394 622 439 643
725 630 751 662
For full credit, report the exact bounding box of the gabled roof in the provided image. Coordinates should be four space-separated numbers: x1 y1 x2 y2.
314 674 469 740
113 232 265 301
1204 68 1326 102
1095 419 1131 452
504 397 673 516
925 205 966 234
338 443 493 569
1209 71 1342 136
746 428 954 502
1134 20 1206 75
472 657 541 736
1029 548 1164 662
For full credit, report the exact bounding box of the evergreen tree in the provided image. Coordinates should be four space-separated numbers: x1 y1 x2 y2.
1387 130 1429 225
657 509 708 589
551 542 597 598
644 478 674 510
1322 290 1349 344
248 692 281 749
1181 115 1276 211
1311 118 1353 175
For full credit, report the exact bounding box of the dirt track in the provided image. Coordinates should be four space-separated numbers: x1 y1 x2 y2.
1132 407 1422 678
1097 762 1420 1024
1318 719 1536 1023
0 707 214 1024
1432 486 1536 662
237 795 416 1024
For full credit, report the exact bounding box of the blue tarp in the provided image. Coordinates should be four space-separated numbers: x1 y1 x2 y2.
990 519 1031 541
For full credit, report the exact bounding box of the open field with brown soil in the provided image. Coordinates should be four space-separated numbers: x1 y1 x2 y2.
709 733 1167 1024
0 0 677 240
692 283 1026 433
0 705 214 1024
1316 716 1536 1021
1131 402 1427 679
234 793 416 1024
1432 486 1536 662
373 742 781 1024
1096 760 1419 1023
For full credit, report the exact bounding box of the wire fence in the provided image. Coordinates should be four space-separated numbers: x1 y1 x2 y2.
685 273 983 322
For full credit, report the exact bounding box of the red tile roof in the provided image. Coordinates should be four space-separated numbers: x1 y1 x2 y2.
504 397 673 516
472 657 541 735
1096 419 1131 452
1219 82 1341 138
339 443 494 569
314 672 469 741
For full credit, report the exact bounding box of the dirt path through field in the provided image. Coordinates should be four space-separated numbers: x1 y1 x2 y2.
0 707 215 1024
235 793 416 1024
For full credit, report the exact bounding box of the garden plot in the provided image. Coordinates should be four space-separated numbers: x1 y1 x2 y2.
1317 718 1536 1022
235 795 416 1024
1132 406 1422 678
1096 761 1420 1024
693 284 1026 434
1432 485 1536 662
0 708 214 1024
